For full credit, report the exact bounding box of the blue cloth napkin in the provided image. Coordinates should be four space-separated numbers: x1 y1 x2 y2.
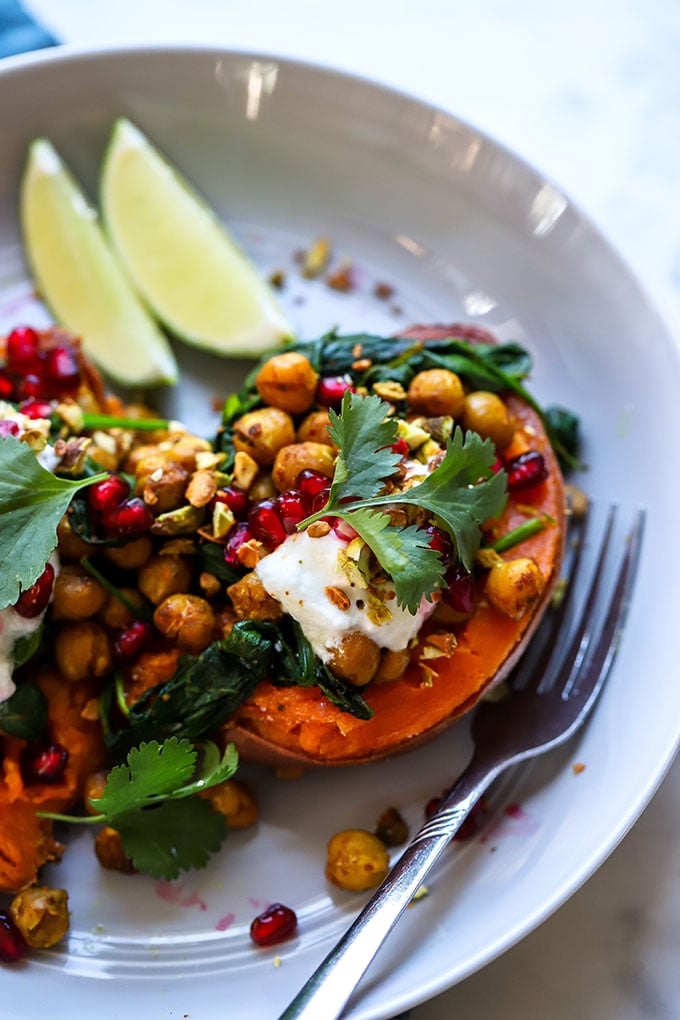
0 0 57 57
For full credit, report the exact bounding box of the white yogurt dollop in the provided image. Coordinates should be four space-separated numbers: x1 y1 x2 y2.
256 531 435 662
0 609 44 703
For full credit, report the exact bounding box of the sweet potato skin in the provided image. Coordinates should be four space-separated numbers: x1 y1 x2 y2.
224 394 566 766
0 669 105 891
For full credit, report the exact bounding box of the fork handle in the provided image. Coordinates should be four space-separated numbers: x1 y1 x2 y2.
278 759 501 1020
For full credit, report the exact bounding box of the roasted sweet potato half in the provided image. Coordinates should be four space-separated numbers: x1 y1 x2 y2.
224 391 566 768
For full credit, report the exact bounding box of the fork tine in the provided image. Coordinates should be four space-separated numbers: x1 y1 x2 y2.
511 499 592 695
549 503 618 697
560 506 645 709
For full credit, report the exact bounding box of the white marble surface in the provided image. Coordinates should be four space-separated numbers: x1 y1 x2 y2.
14 2 680 1017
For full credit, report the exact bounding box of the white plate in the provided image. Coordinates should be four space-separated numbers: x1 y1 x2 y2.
1 46 679 1020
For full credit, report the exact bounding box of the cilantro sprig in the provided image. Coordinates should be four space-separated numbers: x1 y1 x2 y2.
0 435 108 609
298 392 507 612
39 738 238 880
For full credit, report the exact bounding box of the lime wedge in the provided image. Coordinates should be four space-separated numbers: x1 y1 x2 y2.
20 139 178 387
100 118 292 357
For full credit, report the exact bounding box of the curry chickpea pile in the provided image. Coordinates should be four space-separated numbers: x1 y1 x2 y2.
0 322 579 959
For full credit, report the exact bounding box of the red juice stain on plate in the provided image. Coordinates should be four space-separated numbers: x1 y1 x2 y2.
480 801 540 843
155 880 207 911
215 912 235 932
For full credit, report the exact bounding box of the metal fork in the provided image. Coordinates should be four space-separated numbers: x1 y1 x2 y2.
279 504 645 1020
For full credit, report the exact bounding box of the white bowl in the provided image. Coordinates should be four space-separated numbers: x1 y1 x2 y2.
1 45 679 1020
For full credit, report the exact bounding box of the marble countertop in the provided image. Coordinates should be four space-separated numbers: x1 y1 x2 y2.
13 2 680 1017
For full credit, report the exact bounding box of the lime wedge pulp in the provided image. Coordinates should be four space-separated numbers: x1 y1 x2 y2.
100 118 293 357
20 139 179 388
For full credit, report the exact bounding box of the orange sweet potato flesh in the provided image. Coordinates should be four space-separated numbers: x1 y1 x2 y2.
224 393 566 767
0 670 105 892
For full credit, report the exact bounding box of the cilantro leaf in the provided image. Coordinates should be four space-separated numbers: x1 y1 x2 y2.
0 435 107 609
327 392 401 501
177 742 239 798
341 508 446 612
115 797 226 880
91 738 199 817
39 738 238 880
371 427 508 570
299 395 508 606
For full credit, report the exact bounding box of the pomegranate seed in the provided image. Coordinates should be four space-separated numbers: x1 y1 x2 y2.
505 450 548 491
45 344 81 391
442 564 475 615
102 497 154 537
390 438 410 457
21 743 69 785
224 521 253 565
5 325 40 374
0 370 14 400
310 486 331 514
0 913 26 964
332 517 358 542
213 485 249 519
426 525 454 563
0 419 21 439
88 474 131 514
490 455 503 474
248 500 287 549
250 903 297 947
316 375 355 409
14 562 55 618
19 398 54 420
276 489 309 533
115 620 154 660
296 469 330 498
15 373 48 400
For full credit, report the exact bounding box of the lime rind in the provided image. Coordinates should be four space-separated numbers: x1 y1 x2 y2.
20 138 179 388
100 118 293 358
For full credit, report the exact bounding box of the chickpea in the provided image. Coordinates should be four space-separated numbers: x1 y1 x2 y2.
135 456 189 512
83 770 108 815
138 554 194 605
373 647 411 684
201 779 258 829
462 391 515 450
54 621 113 682
56 515 92 561
255 351 319 414
51 564 108 620
99 588 145 630
272 441 335 492
153 593 216 654
297 409 334 446
232 407 296 467
227 572 283 621
104 534 153 570
407 369 465 417
95 826 136 873
9 887 69 948
326 829 390 891
328 632 381 687
485 557 545 620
